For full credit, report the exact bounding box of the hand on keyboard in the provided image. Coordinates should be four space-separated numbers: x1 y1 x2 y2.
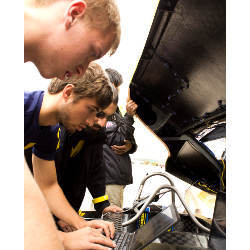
102 212 123 233
57 219 77 232
103 205 123 214
61 226 116 250
86 219 115 239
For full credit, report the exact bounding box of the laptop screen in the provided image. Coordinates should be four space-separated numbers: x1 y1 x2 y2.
130 204 179 250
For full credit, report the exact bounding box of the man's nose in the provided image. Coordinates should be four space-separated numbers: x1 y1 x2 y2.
97 118 107 128
85 114 98 127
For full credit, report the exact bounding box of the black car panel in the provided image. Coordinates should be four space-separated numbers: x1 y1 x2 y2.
130 0 226 193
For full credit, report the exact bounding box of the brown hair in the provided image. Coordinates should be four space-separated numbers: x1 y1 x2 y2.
84 0 120 55
105 68 123 87
48 62 113 109
108 80 119 104
33 0 121 55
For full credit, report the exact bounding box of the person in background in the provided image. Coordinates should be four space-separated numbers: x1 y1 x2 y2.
104 68 138 208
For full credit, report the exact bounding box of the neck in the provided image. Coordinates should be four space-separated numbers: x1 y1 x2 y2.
39 92 61 126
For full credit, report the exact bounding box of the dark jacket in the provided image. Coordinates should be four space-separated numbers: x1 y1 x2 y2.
55 126 110 213
104 109 137 185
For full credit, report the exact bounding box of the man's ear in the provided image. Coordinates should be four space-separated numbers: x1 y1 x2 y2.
65 0 87 30
62 84 74 101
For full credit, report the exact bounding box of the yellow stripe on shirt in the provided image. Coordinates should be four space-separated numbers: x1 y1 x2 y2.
70 140 85 157
56 127 61 150
24 142 36 150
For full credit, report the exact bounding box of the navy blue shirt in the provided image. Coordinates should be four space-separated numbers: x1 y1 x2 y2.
24 91 59 160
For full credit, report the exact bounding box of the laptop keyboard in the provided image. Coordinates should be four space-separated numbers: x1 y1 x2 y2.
103 212 123 232
113 232 133 250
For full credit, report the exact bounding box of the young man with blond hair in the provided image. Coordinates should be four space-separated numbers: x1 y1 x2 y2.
24 0 120 80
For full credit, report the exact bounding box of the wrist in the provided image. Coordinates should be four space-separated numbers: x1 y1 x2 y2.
58 231 71 250
57 230 66 244
72 214 87 229
102 206 109 214
126 112 133 117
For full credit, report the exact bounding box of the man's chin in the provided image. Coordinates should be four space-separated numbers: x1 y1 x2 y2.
37 66 56 79
84 126 103 136
69 127 78 134
38 69 51 79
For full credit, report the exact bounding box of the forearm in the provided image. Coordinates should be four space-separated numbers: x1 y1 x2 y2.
128 141 137 154
32 155 86 229
87 149 109 213
57 231 66 246
94 198 110 213
41 182 87 229
118 114 135 141
24 163 64 250
124 112 135 126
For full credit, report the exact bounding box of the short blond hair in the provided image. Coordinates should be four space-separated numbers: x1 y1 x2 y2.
84 0 120 55
33 0 120 55
48 62 113 109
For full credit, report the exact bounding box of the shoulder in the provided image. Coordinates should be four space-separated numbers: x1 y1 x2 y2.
41 124 60 139
24 91 45 134
24 91 44 113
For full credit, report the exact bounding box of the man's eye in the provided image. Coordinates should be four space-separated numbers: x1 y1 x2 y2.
88 107 96 113
96 111 106 118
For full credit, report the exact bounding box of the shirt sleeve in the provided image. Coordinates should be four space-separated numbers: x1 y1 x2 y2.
87 145 110 213
32 126 60 161
117 112 137 154
123 113 137 154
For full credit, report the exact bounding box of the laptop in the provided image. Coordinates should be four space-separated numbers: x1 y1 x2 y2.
112 204 180 250
103 212 124 232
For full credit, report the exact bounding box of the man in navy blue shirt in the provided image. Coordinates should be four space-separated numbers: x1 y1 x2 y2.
24 91 59 160
25 63 117 248
25 85 123 232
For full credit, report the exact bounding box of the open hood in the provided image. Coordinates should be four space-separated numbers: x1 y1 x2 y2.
130 0 226 194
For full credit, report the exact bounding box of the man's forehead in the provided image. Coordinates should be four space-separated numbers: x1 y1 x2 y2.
104 103 117 115
96 30 116 55
76 96 100 112
104 110 114 116
92 103 100 112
